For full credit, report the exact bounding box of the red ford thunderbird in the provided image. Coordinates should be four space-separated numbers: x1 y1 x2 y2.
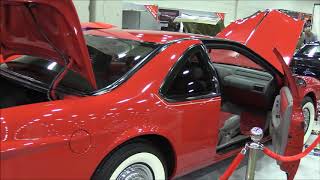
1 0 319 180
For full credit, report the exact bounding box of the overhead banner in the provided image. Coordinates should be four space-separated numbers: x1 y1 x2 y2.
145 5 159 21
216 12 225 21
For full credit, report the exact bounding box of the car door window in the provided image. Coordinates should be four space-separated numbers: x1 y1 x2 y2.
160 45 219 102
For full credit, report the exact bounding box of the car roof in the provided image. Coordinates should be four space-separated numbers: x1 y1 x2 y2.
84 28 213 44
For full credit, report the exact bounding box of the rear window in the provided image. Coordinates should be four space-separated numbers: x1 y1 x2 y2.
85 35 159 88
0 35 159 93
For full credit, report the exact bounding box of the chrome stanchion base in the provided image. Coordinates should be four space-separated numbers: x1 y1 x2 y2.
245 127 264 180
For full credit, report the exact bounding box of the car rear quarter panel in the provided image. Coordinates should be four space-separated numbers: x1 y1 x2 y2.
1 39 221 179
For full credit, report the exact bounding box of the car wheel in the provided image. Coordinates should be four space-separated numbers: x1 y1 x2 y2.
302 97 315 144
92 140 167 180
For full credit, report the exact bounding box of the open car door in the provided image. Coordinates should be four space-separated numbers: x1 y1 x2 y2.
270 49 305 180
217 9 305 179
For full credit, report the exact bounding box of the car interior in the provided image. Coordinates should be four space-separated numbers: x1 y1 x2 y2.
207 48 279 154
0 75 49 109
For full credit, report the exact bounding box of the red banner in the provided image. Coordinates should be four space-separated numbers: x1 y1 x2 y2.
145 5 159 21
216 12 225 21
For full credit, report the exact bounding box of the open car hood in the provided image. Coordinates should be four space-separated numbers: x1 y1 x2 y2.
0 0 96 88
217 10 304 74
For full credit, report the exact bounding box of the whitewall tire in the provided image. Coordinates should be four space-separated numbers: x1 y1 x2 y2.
92 140 167 180
110 152 165 180
302 97 315 144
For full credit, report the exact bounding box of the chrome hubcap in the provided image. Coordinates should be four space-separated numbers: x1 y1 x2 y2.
116 164 154 180
303 107 311 133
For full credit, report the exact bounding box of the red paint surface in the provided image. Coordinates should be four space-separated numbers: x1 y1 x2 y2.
0 39 223 179
297 76 320 115
0 1 317 179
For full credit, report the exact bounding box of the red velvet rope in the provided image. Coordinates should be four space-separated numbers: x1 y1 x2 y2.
219 149 246 180
263 135 320 162
219 135 319 180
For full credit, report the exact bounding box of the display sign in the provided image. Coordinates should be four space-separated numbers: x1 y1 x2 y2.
216 12 225 21
145 5 159 21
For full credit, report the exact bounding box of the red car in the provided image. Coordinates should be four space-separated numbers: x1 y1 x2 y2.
1 1 319 180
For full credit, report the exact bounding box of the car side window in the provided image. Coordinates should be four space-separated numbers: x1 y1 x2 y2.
161 45 219 101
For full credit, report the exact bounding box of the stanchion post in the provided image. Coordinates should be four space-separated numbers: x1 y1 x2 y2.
245 127 264 180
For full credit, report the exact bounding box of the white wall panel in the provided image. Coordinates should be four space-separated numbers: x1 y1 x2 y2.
73 0 90 22
313 4 320 38
237 0 319 19
73 0 123 27
95 0 123 28
140 11 162 30
123 11 141 29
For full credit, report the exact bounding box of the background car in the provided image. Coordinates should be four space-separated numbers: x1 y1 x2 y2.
295 75 320 143
289 42 320 143
291 42 320 79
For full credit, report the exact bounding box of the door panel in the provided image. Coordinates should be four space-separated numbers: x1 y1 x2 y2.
163 98 221 174
159 44 222 174
272 49 305 180
270 87 293 156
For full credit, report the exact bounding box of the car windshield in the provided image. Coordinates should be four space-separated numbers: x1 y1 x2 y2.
297 44 320 58
0 35 159 93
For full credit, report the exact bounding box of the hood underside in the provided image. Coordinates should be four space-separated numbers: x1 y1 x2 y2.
0 0 97 89
217 10 304 74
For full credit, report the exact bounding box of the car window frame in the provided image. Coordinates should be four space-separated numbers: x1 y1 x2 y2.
159 44 221 103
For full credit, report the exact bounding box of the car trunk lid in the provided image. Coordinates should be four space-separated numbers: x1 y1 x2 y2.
0 0 97 89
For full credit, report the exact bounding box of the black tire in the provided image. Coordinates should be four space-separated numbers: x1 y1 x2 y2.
91 140 167 180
